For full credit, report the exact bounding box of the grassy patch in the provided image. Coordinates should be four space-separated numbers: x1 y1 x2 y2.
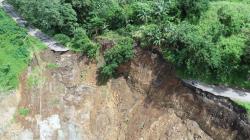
27 67 43 88
0 8 46 92
18 107 30 117
27 37 47 52
235 101 250 116
46 63 59 69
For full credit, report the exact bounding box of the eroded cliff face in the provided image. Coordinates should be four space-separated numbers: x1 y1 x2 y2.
0 48 249 140
124 49 250 140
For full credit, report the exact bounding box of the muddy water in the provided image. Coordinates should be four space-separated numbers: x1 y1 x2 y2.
0 49 249 140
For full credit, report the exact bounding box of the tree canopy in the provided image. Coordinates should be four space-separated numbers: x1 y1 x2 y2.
7 0 250 88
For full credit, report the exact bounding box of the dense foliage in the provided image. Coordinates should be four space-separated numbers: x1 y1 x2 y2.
0 9 45 91
7 0 250 88
98 32 134 78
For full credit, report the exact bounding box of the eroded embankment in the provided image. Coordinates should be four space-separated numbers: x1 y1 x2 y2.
1 48 249 140
124 49 250 140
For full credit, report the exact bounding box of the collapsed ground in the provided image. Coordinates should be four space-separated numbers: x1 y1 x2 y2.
1 48 250 139
2 0 250 119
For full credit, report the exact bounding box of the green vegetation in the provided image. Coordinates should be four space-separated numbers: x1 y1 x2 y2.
27 67 44 88
46 63 59 69
7 0 250 87
173 1 250 88
236 101 250 116
18 107 30 117
70 28 99 59
0 8 46 91
97 32 134 79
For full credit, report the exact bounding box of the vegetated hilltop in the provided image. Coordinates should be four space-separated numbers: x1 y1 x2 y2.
6 0 250 88
0 8 45 91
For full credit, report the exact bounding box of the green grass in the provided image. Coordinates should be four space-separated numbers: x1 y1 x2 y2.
27 67 44 88
18 107 30 117
235 101 250 117
46 63 59 69
0 8 46 92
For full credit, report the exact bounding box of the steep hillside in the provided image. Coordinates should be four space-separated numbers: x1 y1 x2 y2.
1 0 250 140
0 48 249 140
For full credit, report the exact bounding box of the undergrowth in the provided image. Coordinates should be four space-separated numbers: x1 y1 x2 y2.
0 8 46 92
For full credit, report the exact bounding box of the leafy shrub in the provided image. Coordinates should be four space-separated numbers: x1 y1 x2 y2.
8 0 78 36
90 0 127 30
18 107 30 117
99 32 134 79
71 28 99 59
217 5 249 36
217 36 245 72
128 2 153 24
54 34 71 46
86 16 106 36
100 44 133 78
175 0 209 21
132 24 163 47
163 22 197 49
243 42 250 64
66 0 92 23
151 1 171 21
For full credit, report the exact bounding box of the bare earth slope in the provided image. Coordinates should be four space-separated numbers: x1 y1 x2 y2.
1 48 250 140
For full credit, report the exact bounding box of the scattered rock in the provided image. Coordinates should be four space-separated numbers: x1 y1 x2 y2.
38 115 61 140
19 129 33 140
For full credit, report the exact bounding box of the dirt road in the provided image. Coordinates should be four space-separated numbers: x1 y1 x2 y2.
184 80 250 102
0 1 69 52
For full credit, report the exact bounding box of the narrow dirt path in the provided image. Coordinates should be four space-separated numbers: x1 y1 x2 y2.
0 1 69 52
